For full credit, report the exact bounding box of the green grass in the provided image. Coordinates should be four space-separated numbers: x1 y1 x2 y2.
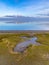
0 33 49 65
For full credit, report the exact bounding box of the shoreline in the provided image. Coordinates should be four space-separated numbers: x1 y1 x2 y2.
0 30 49 33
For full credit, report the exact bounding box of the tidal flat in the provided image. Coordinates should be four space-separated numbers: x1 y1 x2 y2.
0 31 49 65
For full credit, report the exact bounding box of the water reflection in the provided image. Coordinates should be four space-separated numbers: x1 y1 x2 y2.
0 22 49 30
14 37 40 52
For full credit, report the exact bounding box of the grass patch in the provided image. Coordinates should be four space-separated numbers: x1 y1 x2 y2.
0 33 49 65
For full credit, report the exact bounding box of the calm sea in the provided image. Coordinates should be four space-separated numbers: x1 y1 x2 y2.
0 22 49 30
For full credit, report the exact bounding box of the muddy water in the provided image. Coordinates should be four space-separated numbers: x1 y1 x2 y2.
14 37 40 52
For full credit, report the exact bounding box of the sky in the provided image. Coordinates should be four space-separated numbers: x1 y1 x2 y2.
0 0 49 17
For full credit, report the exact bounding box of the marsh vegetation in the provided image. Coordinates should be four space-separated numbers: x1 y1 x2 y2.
0 32 49 65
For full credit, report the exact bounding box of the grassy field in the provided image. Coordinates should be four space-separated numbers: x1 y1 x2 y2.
0 32 49 65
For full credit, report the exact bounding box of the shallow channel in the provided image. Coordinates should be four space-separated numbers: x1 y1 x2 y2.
14 37 40 52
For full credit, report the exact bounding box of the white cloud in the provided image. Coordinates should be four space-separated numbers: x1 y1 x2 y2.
0 0 49 17
0 2 23 17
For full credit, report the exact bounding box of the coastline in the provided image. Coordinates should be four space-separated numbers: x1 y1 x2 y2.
0 30 49 33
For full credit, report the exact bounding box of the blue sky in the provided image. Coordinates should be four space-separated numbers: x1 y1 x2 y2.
0 0 49 17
